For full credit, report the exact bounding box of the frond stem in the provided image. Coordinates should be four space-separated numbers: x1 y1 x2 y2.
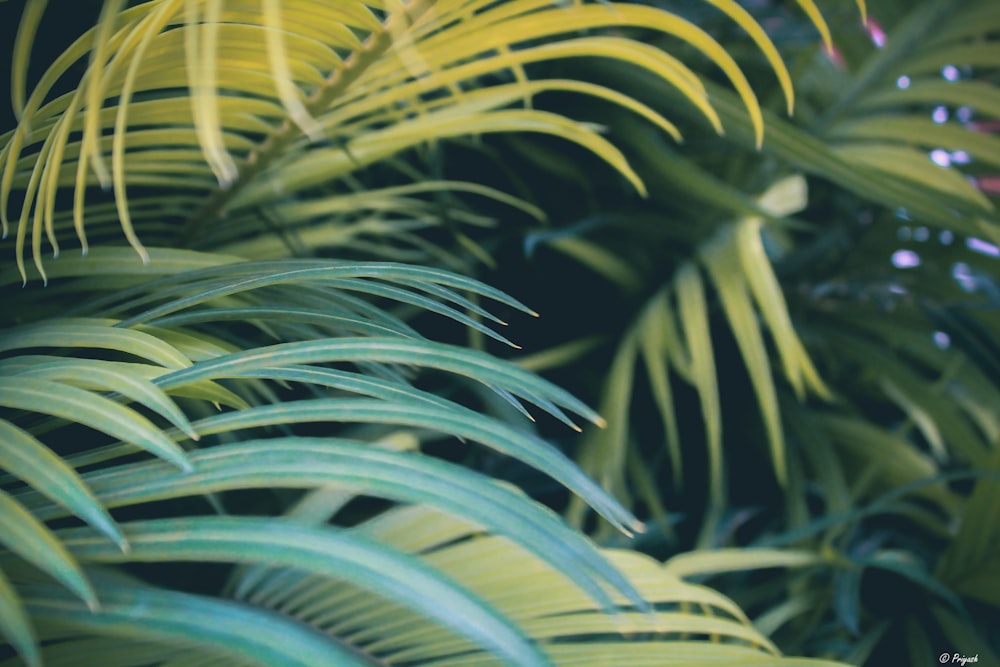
179 0 434 246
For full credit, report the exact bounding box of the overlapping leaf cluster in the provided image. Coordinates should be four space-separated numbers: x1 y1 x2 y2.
0 1 874 666
489 0 1000 662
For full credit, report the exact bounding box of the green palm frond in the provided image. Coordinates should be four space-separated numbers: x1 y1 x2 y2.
935 448 1000 611
515 0 999 509
0 255 618 665
565 175 830 534
818 0 998 224
647 0 1000 235
0 247 854 666
5 506 852 667
1 0 863 283
460 2 1000 658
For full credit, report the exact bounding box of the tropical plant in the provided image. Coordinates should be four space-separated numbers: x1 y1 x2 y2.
461 0 1000 664
0 0 882 666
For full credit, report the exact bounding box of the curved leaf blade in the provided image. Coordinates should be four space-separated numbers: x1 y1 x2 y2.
23 576 371 667
155 336 604 429
8 358 198 441
60 517 552 667
0 566 40 667
0 420 125 551
174 398 636 535
0 377 191 472
0 320 192 370
0 490 96 613
43 437 638 614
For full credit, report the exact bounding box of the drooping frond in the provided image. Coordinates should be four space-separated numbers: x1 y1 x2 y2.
0 247 865 665
0 252 637 665
564 176 830 535
1 0 863 282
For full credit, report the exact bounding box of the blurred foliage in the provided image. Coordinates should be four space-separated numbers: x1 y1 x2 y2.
1 1 999 666
448 1 1000 665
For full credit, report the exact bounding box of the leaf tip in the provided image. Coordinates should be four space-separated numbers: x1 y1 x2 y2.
83 588 101 613
618 518 645 539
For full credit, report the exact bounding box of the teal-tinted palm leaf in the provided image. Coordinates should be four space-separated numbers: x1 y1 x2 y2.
0 251 618 665
0 251 857 666
4 506 852 667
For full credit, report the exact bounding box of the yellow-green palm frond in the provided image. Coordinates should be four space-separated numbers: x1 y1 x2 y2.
3 0 862 283
565 175 830 538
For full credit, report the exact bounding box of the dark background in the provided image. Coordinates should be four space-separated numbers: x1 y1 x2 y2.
1 2 102 133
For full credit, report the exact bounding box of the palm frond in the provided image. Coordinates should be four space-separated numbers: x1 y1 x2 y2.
5 505 852 667
3 0 942 665
0 249 648 663
468 3 1000 657
566 176 829 534
2 0 861 283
